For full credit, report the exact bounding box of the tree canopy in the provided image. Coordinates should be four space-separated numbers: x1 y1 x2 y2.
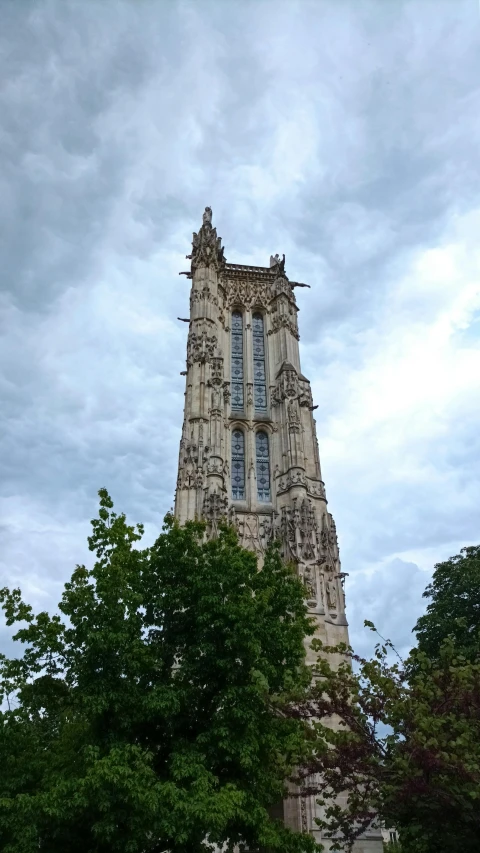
291 586 480 853
0 489 317 853
3 492 479 853
414 544 480 662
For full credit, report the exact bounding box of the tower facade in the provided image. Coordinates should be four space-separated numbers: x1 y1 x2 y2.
175 207 347 651
174 209 380 850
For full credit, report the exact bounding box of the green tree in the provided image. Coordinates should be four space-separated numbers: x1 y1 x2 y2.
414 545 480 662
0 489 318 853
290 627 480 853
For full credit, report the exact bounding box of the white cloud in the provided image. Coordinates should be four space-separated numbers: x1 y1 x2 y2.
1 0 479 659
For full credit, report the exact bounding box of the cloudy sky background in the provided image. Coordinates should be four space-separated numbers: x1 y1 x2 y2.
1 0 480 660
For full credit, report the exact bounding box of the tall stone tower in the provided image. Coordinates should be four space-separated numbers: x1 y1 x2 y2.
175 207 347 647
174 209 380 849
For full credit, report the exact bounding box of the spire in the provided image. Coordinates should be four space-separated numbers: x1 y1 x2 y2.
187 206 226 272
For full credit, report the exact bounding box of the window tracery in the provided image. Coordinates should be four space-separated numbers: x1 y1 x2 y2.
231 429 245 500
231 311 244 410
256 431 271 501
252 313 267 412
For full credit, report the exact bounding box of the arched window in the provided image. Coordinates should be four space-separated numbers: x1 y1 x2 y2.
256 431 271 501
231 429 245 500
231 311 244 411
252 313 267 412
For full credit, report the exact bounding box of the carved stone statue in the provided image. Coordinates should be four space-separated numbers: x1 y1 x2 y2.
211 386 222 410
326 576 337 610
288 399 299 423
303 565 317 602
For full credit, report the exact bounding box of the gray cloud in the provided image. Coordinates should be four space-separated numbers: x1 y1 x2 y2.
1 0 479 661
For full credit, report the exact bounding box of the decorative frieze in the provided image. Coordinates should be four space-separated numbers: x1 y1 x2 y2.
276 468 326 500
224 278 272 310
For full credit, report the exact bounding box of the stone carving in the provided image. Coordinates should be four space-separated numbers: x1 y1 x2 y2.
189 207 225 271
269 298 300 340
208 355 224 411
287 399 301 433
177 440 198 490
222 381 231 402
190 286 219 308
210 386 222 411
276 470 326 500
272 275 293 298
187 329 217 365
206 457 223 475
224 279 272 310
307 479 326 499
320 513 338 560
246 383 253 406
303 564 317 603
329 516 338 549
230 510 276 555
280 498 320 564
326 575 338 610
271 364 299 405
269 253 286 274
277 468 306 492
270 312 300 340
271 385 284 407
210 356 223 384
284 369 298 398
298 379 313 408
203 489 228 538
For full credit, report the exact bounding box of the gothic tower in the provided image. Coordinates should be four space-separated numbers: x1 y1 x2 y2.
174 209 381 850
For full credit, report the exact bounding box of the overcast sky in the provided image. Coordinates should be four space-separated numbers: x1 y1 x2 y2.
1 0 480 660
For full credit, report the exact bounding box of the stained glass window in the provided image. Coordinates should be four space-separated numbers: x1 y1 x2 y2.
256 431 271 501
252 313 267 412
231 311 244 410
232 429 245 500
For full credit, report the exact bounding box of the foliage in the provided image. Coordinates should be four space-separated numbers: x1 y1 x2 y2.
289 623 480 853
414 545 480 662
0 489 318 853
383 842 402 853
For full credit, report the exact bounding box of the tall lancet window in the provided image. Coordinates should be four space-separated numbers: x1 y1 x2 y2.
231 311 244 411
232 429 245 500
252 313 267 412
256 431 271 501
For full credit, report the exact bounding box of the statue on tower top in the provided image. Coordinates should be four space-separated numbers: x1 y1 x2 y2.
270 253 286 274
187 206 225 271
